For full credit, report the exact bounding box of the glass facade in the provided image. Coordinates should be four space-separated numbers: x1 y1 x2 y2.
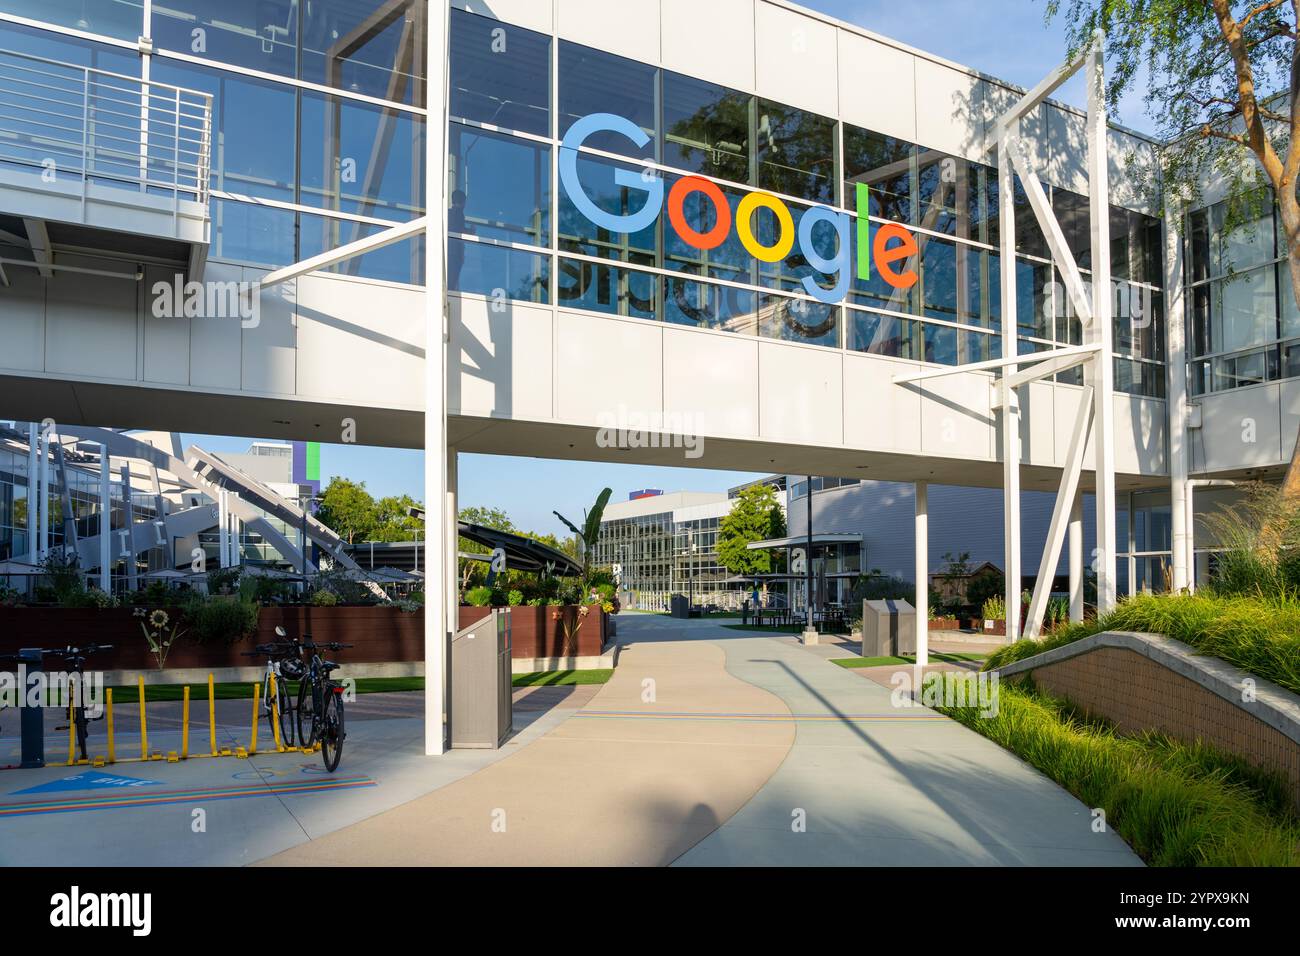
443 7 1166 394
0 2 427 283
1186 193 1299 394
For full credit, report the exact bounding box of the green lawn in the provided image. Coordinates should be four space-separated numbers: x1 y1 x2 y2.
107 670 614 702
833 652 987 668
720 623 805 634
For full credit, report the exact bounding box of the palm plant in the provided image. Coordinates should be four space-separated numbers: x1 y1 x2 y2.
553 487 613 593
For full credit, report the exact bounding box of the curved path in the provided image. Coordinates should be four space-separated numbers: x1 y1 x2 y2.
261 615 1141 866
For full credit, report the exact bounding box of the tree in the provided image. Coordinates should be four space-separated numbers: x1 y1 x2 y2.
717 485 787 575
315 477 376 544
1050 1 1300 499
371 494 423 542
553 487 613 585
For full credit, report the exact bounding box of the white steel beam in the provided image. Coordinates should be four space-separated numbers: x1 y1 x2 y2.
23 218 52 278
994 346 1101 399
893 342 1099 385
424 3 449 757
26 423 37 563
1002 138 1093 326
996 50 1089 134
1068 491 1084 622
1086 32 1118 615
257 215 428 291
1165 202 1191 591
98 447 111 592
915 481 928 668
1024 386 1094 639
998 127 1022 643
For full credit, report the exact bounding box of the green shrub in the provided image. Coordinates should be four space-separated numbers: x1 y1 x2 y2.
193 599 260 645
939 677 1300 866
507 589 524 606
464 586 493 607
981 595 1006 620
311 589 340 607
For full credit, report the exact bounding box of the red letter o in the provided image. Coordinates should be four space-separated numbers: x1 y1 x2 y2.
667 176 732 250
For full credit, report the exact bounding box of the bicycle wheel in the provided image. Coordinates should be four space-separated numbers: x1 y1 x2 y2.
272 678 295 747
296 678 318 748
319 691 344 773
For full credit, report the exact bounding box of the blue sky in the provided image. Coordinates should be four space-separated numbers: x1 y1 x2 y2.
186 1 1156 541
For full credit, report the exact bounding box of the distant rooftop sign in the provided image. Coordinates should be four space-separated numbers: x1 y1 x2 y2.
629 489 663 500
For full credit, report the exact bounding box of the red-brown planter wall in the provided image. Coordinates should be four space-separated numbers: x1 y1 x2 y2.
0 604 609 671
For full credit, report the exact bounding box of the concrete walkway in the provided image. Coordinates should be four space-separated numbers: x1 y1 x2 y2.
261 615 1140 866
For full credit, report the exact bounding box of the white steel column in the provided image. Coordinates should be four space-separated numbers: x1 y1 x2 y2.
120 463 138 591
1069 492 1084 622
98 447 112 592
914 481 928 667
217 489 229 569
424 1 450 757
1086 34 1118 614
38 425 49 558
446 447 458 634
26 423 37 563
998 127 1022 642
1165 202 1190 592
1185 483 1197 592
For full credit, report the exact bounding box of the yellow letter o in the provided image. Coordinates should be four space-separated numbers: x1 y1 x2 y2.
736 191 795 263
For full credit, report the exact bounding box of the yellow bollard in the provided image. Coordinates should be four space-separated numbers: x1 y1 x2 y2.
208 673 216 756
137 675 148 760
249 681 260 754
269 673 284 752
106 688 115 764
66 681 75 766
181 686 190 759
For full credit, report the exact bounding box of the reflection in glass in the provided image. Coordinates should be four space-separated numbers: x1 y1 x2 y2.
449 8 550 136
211 198 295 268
559 42 656 157
301 212 423 284
664 275 758 334
559 153 657 260
557 257 656 319
755 99 835 204
449 237 548 303
757 294 838 347
301 0 425 104
843 126 912 223
662 71 749 185
3 0 143 41
154 0 299 77
449 125 550 246
846 308 915 359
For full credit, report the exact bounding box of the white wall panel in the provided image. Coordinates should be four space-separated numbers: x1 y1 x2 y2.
838 30 915 141
1114 394 1167 475
1046 104 1088 193
558 0 659 65
914 58 982 160
755 2 838 116
843 352 921 453
758 341 842 446
0 267 45 372
1020 380 1056 466
141 265 189 386
1193 385 1281 471
662 329 759 438
1276 380 1300 467
920 374 994 459
450 295 553 421
241 269 296 396
44 256 137 381
555 311 662 423
661 0 754 93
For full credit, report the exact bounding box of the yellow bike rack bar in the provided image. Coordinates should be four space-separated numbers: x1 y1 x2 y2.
181 685 190 759
106 688 115 764
208 673 217 755
249 681 260 754
137 675 148 760
269 673 284 752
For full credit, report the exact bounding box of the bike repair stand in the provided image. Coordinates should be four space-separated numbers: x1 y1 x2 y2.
19 648 44 769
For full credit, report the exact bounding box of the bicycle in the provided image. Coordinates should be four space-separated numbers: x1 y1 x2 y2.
240 626 304 749
295 638 353 772
46 644 114 762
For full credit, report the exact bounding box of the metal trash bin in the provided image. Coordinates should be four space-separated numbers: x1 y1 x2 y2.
861 599 916 657
450 608 513 748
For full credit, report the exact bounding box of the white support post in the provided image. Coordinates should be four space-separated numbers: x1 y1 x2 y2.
26 423 37 563
1165 202 1190 592
1025 388 1094 638
447 447 459 638
915 481 928 667
424 1 449 757
998 127 1022 642
99 447 112 593
120 464 138 591
38 425 49 558
1069 491 1084 622
217 489 228 569
1186 484 1197 592
1086 32 1118 614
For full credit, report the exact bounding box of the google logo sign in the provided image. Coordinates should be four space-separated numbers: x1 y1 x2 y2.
559 112 919 307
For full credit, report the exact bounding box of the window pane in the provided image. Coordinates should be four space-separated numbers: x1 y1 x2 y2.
1016 257 1052 340
916 151 984 241
448 124 550 246
299 89 423 221
450 237 548 302
663 275 758 334
1050 188 1090 268
557 257 656 318
1216 265 1277 353
846 308 916 359
757 294 838 347
755 99 835 204
843 126 913 223
1 0 142 41
301 0 424 104
558 152 657 261
300 212 423 284
155 0 298 77
152 60 295 203
449 8 549 136
211 198 295 267
559 42 656 158
663 176 753 285
919 236 980 326
662 71 750 185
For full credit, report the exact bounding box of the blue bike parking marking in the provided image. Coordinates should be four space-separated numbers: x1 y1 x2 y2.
11 771 161 795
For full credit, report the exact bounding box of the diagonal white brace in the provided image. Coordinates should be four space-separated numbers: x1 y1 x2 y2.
1024 385 1095 639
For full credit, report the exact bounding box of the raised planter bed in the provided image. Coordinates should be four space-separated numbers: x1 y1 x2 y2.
459 605 609 659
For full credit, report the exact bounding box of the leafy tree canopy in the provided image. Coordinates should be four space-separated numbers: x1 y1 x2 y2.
717 485 787 576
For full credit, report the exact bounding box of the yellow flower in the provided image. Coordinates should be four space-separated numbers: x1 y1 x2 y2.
149 609 169 629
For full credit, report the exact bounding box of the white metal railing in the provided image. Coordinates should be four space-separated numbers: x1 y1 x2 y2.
0 48 211 207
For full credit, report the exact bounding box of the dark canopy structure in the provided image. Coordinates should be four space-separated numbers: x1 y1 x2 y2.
457 521 581 577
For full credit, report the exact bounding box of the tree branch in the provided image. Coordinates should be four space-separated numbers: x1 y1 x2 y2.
1211 0 1287 190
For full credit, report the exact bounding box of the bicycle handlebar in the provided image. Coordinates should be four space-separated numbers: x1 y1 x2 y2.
242 641 302 657
43 644 114 657
301 641 353 651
